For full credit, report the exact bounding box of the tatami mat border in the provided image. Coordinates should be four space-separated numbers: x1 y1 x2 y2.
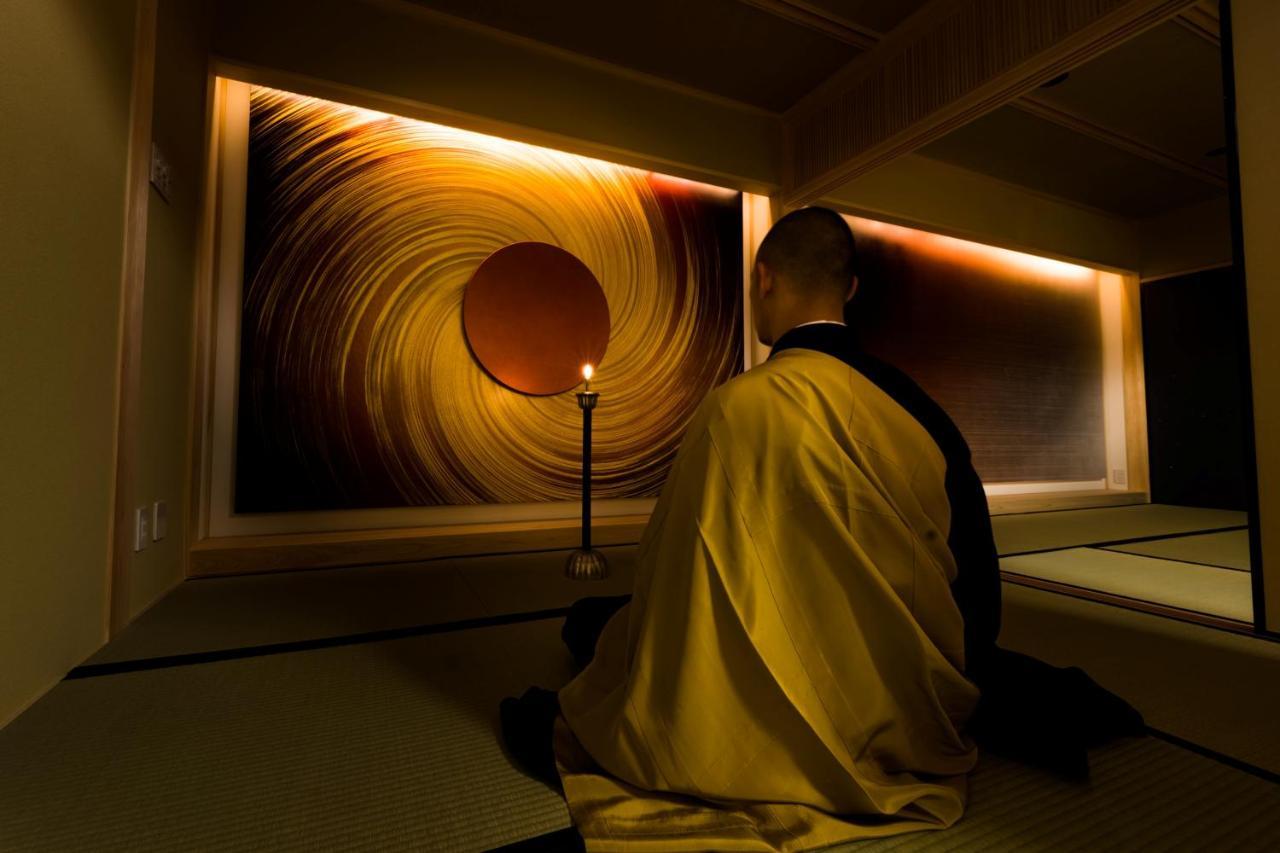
999 524 1249 558
1146 727 1280 786
65 606 573 679
1097 546 1249 572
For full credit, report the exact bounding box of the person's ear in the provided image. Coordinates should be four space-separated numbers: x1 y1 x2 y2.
756 262 775 298
846 275 859 303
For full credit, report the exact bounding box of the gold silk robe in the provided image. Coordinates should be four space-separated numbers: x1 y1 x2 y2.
554 347 980 852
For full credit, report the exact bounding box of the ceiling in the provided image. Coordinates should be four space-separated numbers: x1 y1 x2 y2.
401 0 929 111
400 0 1228 221
916 19 1227 219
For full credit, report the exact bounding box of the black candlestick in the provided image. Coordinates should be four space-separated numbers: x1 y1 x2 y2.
565 390 608 580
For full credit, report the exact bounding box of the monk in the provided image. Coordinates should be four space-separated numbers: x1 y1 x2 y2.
501 207 1142 852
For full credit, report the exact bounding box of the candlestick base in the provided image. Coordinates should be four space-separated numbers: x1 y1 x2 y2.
565 548 609 581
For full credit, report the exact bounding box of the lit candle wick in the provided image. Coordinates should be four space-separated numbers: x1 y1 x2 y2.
582 363 594 392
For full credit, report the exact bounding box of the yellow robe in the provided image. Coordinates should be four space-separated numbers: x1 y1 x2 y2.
555 348 980 852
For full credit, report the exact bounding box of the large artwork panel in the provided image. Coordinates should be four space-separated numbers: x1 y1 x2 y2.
236 88 742 512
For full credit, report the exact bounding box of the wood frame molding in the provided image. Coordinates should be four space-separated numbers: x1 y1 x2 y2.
1001 571 1253 634
1121 274 1152 496
189 514 649 576
781 0 1202 208
185 71 225 562
989 490 1149 516
735 0 878 48
1174 0 1222 45
106 0 158 634
745 0 1221 192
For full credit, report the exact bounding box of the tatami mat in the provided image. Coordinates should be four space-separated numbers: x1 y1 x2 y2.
1000 583 1280 776
87 546 636 665
92 504 1246 666
1001 548 1253 621
831 735 1280 851
5 605 1279 852
9 506 1273 850
990 504 1246 556
1 620 576 852
1104 528 1252 571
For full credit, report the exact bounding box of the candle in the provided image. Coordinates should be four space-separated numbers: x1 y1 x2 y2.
566 364 608 580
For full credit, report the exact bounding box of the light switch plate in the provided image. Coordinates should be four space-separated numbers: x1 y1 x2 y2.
152 500 167 542
134 507 150 552
149 141 172 203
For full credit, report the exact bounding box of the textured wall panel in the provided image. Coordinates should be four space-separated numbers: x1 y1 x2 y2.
235 88 741 512
847 217 1107 483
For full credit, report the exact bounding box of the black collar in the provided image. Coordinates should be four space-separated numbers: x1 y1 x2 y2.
769 322 856 362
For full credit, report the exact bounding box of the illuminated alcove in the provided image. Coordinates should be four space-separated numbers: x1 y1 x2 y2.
843 215 1143 506
193 77 1147 564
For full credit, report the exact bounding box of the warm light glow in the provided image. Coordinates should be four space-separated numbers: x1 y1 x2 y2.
252 87 739 200
847 216 1098 284
582 364 595 381
645 172 742 200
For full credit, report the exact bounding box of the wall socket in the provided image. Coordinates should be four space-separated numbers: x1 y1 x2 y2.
149 141 172 203
134 507 150 552
152 500 167 542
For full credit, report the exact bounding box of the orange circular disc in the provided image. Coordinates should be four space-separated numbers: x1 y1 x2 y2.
463 242 611 396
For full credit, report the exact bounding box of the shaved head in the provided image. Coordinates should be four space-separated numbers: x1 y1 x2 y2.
755 207 858 299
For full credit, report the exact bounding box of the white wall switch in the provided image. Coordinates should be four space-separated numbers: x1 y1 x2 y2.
152 500 167 542
134 507 150 552
149 141 172 203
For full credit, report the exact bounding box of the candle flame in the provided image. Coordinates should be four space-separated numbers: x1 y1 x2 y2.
582 364 594 381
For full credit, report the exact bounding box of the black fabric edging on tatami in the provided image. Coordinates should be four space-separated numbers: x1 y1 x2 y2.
1146 727 1280 786
64 606 572 679
999 524 1249 558
485 827 584 853
1095 546 1249 573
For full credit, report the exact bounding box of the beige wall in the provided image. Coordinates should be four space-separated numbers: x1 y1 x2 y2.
0 0 139 726
1231 0 1280 632
128 0 213 617
211 0 780 192
1137 195 1233 282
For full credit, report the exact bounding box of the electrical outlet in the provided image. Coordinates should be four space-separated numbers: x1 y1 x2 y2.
1112 469 1128 487
149 141 172 202
152 500 167 542
134 507 150 552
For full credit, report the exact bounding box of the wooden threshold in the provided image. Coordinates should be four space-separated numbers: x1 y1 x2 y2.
988 490 1148 516
191 491 1152 576
1001 571 1254 635
189 514 650 577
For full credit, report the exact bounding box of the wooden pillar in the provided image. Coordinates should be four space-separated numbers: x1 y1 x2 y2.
1226 0 1280 633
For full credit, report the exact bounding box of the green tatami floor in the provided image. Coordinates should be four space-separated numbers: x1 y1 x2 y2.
3 505 1277 851
993 503 1254 623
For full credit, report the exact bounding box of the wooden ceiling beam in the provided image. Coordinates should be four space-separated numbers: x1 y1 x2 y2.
1173 1 1221 46
734 0 879 49
781 0 1203 208
1013 95 1226 188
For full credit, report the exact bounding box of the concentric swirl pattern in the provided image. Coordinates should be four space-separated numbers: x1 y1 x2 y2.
235 87 743 511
